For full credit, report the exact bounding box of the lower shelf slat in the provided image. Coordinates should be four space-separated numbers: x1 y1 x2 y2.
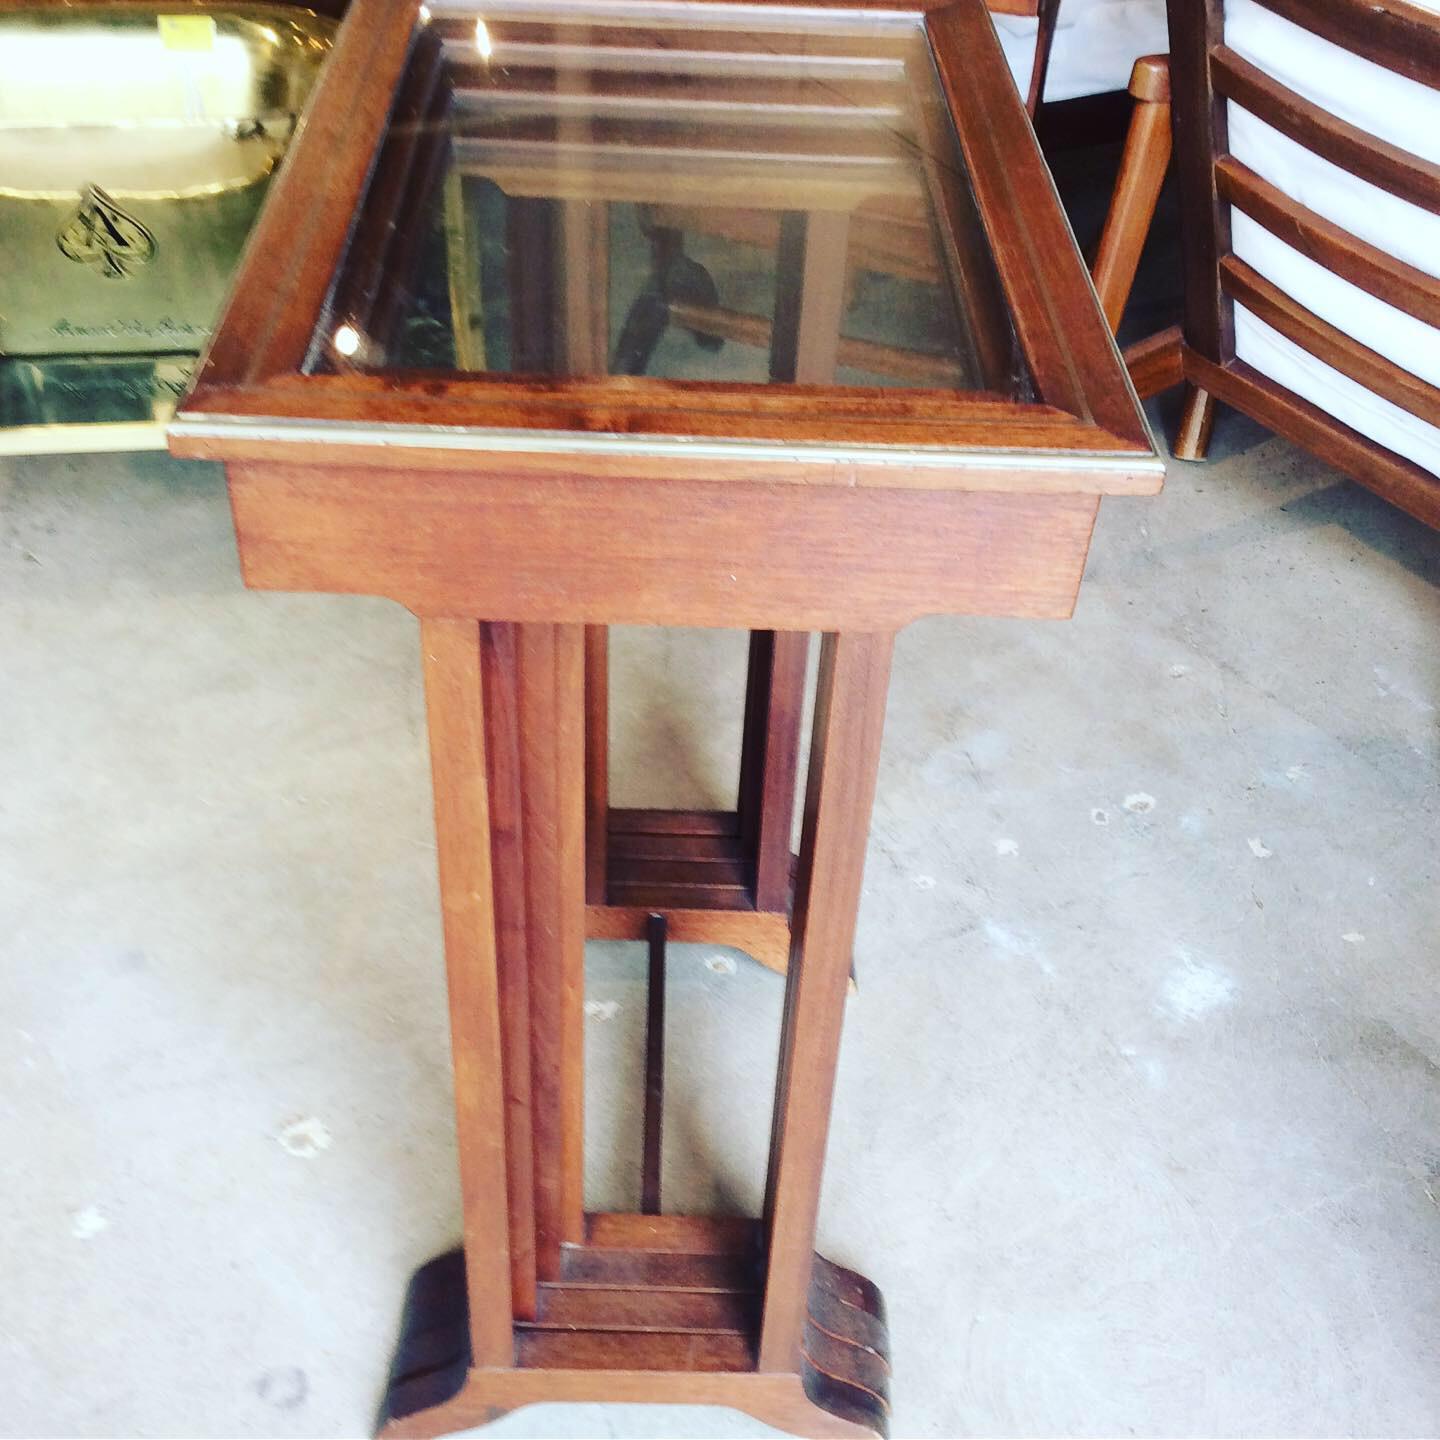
526 1284 756 1334
516 1329 755 1373
559 1243 758 1291
608 881 754 911
609 807 741 837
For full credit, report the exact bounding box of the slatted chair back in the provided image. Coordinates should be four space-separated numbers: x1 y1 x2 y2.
1169 0 1440 528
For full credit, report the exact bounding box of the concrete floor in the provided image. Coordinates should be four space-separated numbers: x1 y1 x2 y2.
3 395 1440 1439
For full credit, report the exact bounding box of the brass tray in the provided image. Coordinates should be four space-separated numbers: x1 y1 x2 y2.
0 2 335 453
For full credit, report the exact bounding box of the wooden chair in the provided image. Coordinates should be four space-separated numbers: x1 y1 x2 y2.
1167 0 1440 529
996 0 1175 338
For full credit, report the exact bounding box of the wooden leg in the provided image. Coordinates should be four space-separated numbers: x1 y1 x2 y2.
478 623 538 1322
1174 382 1218 460
759 631 894 1374
737 631 810 915
418 617 516 1366
1091 55 1172 334
583 626 608 905
640 912 667 1215
516 623 588 1278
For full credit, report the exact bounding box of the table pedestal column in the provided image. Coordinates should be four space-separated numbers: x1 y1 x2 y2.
381 622 895 1440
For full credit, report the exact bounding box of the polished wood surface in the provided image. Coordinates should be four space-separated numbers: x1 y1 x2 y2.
477 622 539 1321
223 461 1104 629
926 0 1152 449
378 1220 888 1438
640 913 667 1216
418 617 517 1366
1173 380 1217 461
586 904 793 974
175 0 1158 471
759 631 893 1372
1025 0 1062 113
515 623 588 1278
582 626 608 906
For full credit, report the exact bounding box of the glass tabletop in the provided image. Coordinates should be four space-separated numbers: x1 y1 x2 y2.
306 3 1028 396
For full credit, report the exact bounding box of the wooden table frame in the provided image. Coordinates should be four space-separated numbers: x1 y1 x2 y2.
170 1 1160 1434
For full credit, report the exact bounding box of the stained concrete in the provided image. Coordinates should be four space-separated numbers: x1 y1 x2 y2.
3 394 1439 1439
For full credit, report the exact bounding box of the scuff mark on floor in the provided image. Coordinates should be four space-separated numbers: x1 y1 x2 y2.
1160 952 1237 1022
71 1205 108 1240
276 1117 331 1159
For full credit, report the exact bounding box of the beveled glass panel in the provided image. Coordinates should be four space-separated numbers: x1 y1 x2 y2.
307 2 1027 394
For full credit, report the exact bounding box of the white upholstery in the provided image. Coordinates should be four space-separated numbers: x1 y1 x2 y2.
993 0 1170 103
1234 309 1440 477
1231 214 1440 390
1225 109 1440 281
1223 0 1440 477
1224 0 1440 163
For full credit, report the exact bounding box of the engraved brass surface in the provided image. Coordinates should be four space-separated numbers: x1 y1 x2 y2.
0 2 335 451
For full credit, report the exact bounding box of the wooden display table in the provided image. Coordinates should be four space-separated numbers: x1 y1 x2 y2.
169 0 1160 1433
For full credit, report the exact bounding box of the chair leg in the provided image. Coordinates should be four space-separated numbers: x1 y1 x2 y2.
1174 383 1217 460
1091 55 1172 334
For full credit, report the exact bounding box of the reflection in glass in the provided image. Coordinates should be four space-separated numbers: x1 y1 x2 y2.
311 7 1028 396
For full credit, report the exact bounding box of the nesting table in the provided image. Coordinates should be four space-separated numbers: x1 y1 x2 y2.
169 0 1161 1433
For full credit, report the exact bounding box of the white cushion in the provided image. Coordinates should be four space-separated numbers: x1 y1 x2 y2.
1223 0 1440 478
993 0 1170 103
1231 213 1440 390
1226 107 1440 281
1224 0 1440 164
1235 308 1440 477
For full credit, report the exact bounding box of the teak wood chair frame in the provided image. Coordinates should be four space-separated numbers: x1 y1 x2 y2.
170 0 1160 1434
1166 0 1440 529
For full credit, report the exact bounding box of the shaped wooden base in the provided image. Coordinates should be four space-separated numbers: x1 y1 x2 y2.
380 1215 890 1440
